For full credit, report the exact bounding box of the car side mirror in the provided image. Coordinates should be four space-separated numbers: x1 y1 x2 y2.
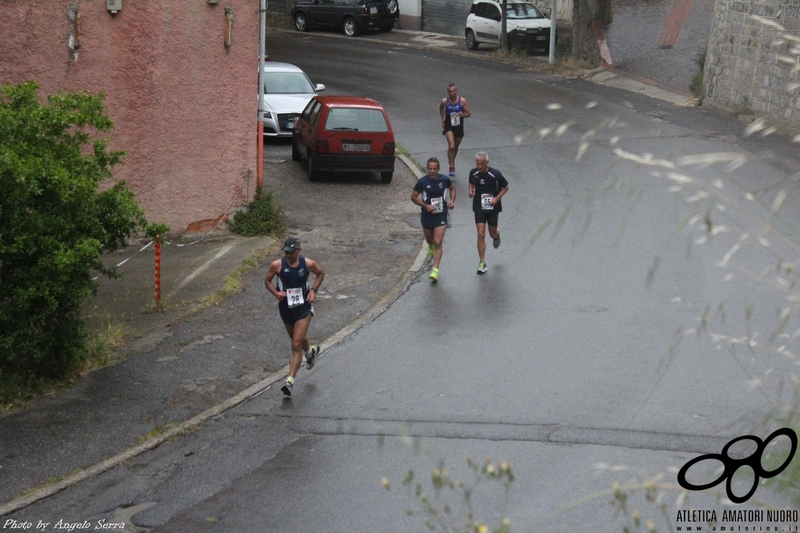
316 84 326 92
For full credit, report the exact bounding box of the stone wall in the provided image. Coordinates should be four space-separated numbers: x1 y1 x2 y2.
704 0 800 127
0 1 259 231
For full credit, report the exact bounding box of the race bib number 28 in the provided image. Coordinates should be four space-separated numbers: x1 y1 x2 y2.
430 196 444 214
286 287 305 308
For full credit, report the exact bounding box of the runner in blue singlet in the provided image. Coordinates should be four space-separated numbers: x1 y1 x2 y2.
265 236 325 396
439 84 471 177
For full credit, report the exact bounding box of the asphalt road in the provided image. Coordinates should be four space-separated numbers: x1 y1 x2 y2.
6 30 800 532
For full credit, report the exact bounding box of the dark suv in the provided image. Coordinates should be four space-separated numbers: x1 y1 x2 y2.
291 0 399 37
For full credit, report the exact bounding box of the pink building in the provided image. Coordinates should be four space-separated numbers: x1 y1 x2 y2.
0 1 259 232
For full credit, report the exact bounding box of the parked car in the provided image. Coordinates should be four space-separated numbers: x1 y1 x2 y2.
291 0 399 37
292 95 396 183
259 62 325 137
465 0 555 52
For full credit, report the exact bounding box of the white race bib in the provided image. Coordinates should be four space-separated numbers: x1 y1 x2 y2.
450 112 461 127
481 194 494 211
430 196 444 214
286 287 305 308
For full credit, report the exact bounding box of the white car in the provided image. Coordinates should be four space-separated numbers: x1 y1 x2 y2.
259 62 325 137
465 0 555 52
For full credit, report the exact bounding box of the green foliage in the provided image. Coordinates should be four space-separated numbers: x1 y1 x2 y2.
0 81 146 397
146 222 171 242
228 186 287 237
689 51 706 103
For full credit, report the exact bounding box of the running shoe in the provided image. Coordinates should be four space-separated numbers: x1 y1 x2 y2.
306 345 319 370
281 377 294 396
449 166 455 177
427 244 434 255
429 267 439 282
477 262 487 274
493 234 501 249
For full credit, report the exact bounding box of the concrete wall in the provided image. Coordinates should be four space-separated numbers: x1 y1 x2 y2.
704 0 800 127
399 0 422 30
0 0 259 231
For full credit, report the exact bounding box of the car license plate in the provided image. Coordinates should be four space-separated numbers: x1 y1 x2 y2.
285 121 296 129
342 143 370 152
370 6 377 14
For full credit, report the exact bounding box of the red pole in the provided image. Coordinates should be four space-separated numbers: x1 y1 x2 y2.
155 238 161 303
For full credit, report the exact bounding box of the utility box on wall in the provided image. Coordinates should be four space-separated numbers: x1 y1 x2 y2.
107 0 122 13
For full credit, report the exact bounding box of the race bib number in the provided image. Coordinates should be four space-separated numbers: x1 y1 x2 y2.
450 112 461 127
430 196 444 214
481 194 494 210
286 287 305 308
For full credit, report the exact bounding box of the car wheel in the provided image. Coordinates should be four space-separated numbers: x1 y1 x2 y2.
342 17 358 37
382 0 398 15
292 140 301 162
380 171 393 184
465 29 479 50
307 152 318 181
294 13 309 32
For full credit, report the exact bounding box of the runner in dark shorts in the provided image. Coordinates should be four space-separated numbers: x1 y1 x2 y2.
264 236 325 396
439 84 471 177
468 151 509 275
412 157 456 282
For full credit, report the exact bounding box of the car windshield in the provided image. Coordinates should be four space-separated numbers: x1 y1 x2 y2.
263 72 315 94
505 3 544 19
325 108 389 132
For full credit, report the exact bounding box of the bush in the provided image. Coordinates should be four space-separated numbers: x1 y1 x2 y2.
228 186 287 237
0 81 146 398
689 51 706 103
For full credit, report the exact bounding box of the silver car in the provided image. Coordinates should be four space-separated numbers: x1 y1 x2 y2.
259 62 326 137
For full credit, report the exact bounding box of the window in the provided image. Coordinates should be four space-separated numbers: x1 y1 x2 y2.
506 3 544 19
476 3 501 20
308 101 323 126
264 72 315 95
325 108 388 132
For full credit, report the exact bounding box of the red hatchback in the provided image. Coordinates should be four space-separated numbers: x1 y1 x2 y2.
292 95 396 183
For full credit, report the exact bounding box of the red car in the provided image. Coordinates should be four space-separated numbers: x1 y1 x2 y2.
292 95 396 183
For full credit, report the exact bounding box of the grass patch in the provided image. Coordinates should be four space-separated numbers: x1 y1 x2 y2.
487 43 590 77
143 299 169 314
82 317 129 371
0 318 129 411
193 244 277 312
228 187 287 237
137 423 178 444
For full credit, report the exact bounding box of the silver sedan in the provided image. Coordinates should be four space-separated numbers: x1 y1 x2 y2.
259 62 325 137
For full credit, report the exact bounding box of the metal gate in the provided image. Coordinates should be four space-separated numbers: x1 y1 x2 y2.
421 0 472 36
